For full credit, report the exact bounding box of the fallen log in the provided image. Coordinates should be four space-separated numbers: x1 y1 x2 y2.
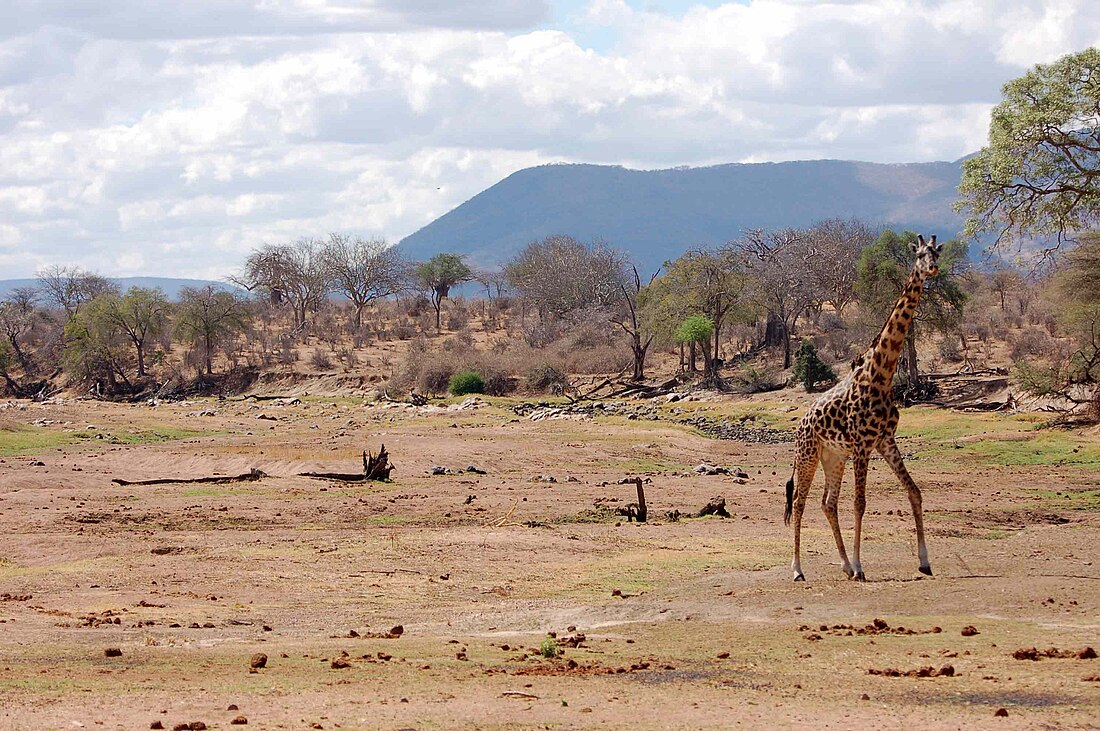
112 468 267 486
299 445 394 482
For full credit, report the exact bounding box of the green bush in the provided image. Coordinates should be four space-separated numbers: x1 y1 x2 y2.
792 338 836 392
675 315 714 345
539 636 559 658
448 370 485 396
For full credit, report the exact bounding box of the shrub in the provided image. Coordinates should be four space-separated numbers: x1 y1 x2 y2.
309 349 333 370
482 369 516 396
526 364 568 394
1008 326 1054 361
539 636 559 659
448 370 485 396
792 338 836 392
732 363 782 393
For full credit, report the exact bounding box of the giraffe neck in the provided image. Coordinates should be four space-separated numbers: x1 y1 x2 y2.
859 267 927 387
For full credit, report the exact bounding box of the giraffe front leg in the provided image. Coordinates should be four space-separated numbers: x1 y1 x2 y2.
879 438 932 576
850 450 869 581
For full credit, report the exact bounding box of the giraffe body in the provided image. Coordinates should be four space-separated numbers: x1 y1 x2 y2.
785 234 942 582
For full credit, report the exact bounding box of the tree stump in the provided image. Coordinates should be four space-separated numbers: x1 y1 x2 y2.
364 445 394 481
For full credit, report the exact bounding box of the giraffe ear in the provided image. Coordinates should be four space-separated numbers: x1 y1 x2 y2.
908 240 918 253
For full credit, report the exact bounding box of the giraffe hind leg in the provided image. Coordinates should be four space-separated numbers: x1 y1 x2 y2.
790 444 819 582
819 450 853 578
879 438 932 576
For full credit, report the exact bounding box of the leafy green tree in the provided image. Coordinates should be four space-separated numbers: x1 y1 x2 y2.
958 48 1100 249
174 286 250 376
98 287 170 378
640 249 747 378
414 253 473 333
855 230 968 384
675 315 714 374
63 295 133 390
792 338 836 392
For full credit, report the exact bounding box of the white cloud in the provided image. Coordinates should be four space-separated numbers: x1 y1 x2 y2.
1 0 1099 277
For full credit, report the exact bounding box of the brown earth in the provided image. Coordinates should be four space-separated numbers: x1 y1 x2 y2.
0 390 1098 730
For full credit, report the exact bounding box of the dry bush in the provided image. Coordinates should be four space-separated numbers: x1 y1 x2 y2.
309 349 333 370
938 335 964 363
1008 326 1055 361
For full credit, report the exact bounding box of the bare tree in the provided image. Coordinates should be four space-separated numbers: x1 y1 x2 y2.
804 218 876 316
321 234 405 329
505 235 627 318
734 228 818 369
612 265 658 381
233 239 330 336
475 269 510 302
36 265 116 317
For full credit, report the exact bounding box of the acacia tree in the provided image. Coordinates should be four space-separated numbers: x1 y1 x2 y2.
321 234 405 329
174 286 250 376
414 253 473 333
958 48 1100 250
98 287 170 378
63 295 134 391
855 230 969 384
235 239 330 336
641 249 747 379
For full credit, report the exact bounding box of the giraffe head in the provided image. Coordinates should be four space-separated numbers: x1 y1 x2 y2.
908 234 942 278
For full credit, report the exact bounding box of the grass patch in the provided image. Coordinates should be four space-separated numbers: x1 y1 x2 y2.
962 433 1100 469
1025 488 1100 511
0 425 81 455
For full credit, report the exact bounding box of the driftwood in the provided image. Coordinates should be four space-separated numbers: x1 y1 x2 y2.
299 445 394 482
112 468 267 486
696 496 731 518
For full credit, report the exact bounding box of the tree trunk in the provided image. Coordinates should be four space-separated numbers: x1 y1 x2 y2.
135 340 145 378
354 302 365 329
205 332 213 375
688 341 697 373
906 332 919 383
432 293 443 333
678 343 685 372
630 335 648 382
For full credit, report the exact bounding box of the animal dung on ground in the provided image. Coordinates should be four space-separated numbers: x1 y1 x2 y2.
1012 646 1096 661
867 664 955 678
249 653 267 669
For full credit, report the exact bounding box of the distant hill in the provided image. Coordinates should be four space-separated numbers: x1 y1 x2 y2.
398 158 970 273
0 277 238 301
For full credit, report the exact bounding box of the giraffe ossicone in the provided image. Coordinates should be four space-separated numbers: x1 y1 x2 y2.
784 233 942 582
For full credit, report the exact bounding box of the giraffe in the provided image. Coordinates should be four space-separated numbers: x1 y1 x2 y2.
784 234 943 582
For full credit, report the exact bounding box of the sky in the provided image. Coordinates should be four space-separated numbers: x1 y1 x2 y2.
1 0 1098 280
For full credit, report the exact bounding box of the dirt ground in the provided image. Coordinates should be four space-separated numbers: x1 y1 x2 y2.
1 389 1098 730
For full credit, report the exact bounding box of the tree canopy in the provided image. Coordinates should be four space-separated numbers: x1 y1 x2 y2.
414 253 473 332
958 48 1100 249
855 230 969 382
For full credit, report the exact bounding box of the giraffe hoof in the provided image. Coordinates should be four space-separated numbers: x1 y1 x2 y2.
793 573 806 582
852 571 866 582
919 565 933 576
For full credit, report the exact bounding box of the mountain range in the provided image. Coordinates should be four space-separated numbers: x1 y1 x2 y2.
398 157 970 274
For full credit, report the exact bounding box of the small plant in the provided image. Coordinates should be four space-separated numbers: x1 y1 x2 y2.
539 636 558 658
448 370 485 396
309 349 333 370
792 338 836 392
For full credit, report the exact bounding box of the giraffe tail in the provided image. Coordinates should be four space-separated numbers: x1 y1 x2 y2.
783 469 795 526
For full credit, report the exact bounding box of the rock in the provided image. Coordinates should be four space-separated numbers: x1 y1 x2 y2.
961 625 979 636
431 466 450 475
188 724 207 731
249 653 267 669
536 475 557 483
230 717 248 726
693 463 730 476
994 708 1008 717
389 625 404 637
104 648 122 657
331 657 351 669
860 693 871 701
465 465 487 474
150 723 164 730
227 705 238 711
